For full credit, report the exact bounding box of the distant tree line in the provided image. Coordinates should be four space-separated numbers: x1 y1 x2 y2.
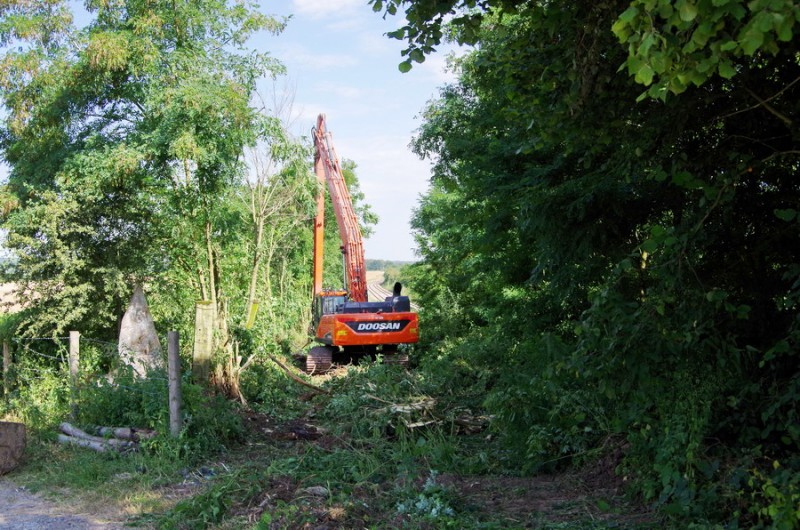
365 259 414 271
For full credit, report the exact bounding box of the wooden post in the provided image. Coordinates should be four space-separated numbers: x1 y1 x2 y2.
168 331 182 438
2 341 10 397
192 301 214 383
69 331 80 418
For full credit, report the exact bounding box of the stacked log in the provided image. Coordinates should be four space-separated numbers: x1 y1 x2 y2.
57 423 156 453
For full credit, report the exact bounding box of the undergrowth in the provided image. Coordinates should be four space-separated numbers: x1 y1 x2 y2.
4 352 653 529
151 359 652 529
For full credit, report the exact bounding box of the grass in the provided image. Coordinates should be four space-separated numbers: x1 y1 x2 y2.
9 436 190 521
3 358 655 529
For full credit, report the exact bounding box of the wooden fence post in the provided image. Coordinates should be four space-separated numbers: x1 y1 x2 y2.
69 331 80 419
168 331 182 437
2 341 10 397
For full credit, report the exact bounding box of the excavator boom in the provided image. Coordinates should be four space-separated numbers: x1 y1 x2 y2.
312 114 367 302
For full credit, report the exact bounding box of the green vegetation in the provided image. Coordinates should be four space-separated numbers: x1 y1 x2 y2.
1 0 798 528
371 0 800 527
365 259 414 271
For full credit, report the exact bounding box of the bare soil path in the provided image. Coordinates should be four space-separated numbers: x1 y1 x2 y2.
0 478 126 530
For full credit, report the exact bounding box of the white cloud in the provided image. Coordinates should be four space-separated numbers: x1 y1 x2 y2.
356 30 399 57
313 82 371 100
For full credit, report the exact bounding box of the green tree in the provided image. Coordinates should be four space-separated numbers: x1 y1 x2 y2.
0 1 286 347
385 0 800 524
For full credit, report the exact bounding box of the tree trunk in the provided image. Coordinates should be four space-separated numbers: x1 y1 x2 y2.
0 422 25 475
246 211 264 317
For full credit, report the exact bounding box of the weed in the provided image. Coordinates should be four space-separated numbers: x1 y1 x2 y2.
395 469 458 523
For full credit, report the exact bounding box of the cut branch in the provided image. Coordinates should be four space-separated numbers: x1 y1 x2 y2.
95 426 156 442
266 353 330 395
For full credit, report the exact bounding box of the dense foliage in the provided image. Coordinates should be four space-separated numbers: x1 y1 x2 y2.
0 0 284 340
374 0 800 525
0 1 377 398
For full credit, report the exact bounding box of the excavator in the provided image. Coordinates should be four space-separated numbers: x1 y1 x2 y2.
306 114 419 374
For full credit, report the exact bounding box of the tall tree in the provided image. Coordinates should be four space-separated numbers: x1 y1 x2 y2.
0 0 286 345
379 0 800 524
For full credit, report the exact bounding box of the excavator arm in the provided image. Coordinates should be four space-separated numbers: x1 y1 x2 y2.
312 114 368 302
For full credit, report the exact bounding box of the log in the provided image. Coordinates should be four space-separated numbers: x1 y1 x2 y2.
57 433 138 453
57 434 111 453
95 426 157 442
266 354 330 395
59 423 137 451
0 421 26 475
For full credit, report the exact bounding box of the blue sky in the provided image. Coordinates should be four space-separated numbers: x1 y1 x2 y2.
258 0 458 261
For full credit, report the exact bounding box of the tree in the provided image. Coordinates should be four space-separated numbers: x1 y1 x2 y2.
0 0 285 345
612 0 800 99
385 0 800 524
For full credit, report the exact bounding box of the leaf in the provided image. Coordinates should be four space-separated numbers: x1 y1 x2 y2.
640 32 656 55
718 61 736 79
641 239 659 253
739 27 764 55
612 20 632 41
774 208 797 221
409 48 425 63
679 2 698 22
636 64 655 85
398 60 412 73
776 14 794 41
619 6 639 23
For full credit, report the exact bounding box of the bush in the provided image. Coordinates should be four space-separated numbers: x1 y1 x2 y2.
77 366 244 462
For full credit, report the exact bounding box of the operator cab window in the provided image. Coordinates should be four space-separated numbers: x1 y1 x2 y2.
322 295 346 315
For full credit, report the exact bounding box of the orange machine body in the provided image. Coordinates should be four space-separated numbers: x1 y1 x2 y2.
314 291 419 347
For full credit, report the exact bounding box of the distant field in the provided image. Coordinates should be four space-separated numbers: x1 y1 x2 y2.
366 270 384 284
0 283 23 314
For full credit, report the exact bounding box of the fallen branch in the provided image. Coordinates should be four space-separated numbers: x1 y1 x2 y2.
365 394 436 414
57 433 137 453
266 353 330 395
58 434 112 453
401 418 441 429
453 413 493 434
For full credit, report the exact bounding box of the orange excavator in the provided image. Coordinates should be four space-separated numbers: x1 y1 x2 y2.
306 114 419 373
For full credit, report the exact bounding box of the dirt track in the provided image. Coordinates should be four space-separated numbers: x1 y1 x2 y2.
0 478 125 530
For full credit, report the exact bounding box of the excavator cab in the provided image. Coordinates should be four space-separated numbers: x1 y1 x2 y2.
312 290 347 330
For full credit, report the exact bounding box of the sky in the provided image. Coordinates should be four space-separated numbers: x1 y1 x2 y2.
256 0 459 261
